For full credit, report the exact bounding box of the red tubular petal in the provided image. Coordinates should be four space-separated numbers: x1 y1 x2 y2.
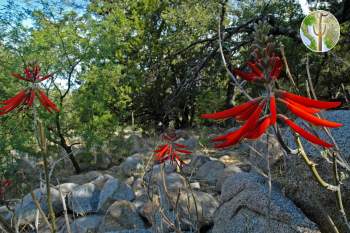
156 156 169 163
201 98 261 120
34 65 40 79
27 90 36 107
270 56 283 79
11 72 31 82
214 101 266 148
175 149 192 154
174 143 187 148
171 151 176 161
167 145 173 158
245 116 271 139
1 90 26 105
162 135 172 141
155 144 169 157
212 134 230 142
247 62 264 78
280 97 320 114
214 130 242 148
279 91 341 109
154 144 168 153
283 99 342 128
38 91 60 112
236 102 259 121
270 96 277 124
37 91 52 113
37 74 53 82
0 91 27 115
162 134 177 141
24 67 32 80
233 69 259 82
242 101 266 128
282 117 333 148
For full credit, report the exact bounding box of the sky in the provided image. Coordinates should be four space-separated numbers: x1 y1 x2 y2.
298 0 310 15
0 0 89 28
0 0 88 7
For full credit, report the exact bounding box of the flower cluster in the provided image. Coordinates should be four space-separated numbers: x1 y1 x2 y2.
153 133 192 167
201 47 342 149
0 65 60 115
233 49 283 83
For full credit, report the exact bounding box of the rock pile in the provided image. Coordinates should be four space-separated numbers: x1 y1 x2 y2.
1 134 322 233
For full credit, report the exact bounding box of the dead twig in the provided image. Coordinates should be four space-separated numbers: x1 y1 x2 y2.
58 182 72 233
30 191 52 232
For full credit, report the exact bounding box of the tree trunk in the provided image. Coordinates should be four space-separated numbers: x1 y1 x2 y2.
55 114 81 174
63 144 81 174
180 105 190 128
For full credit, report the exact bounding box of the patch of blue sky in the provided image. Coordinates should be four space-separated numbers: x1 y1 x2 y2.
0 0 89 28
0 0 88 89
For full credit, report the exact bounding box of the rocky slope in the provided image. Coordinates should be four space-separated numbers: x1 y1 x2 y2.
3 111 350 233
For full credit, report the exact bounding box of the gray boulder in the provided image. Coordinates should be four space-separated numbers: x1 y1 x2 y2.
98 200 145 232
128 134 150 154
195 160 225 186
56 183 79 197
215 164 243 192
68 183 100 214
63 171 103 185
95 153 112 170
284 110 350 158
143 161 177 185
175 136 198 149
273 153 350 233
142 172 219 232
36 215 72 233
104 230 151 233
97 178 135 212
71 215 103 233
133 189 149 211
212 172 320 233
132 177 144 192
0 206 12 221
249 134 284 172
120 153 144 177
182 155 211 175
14 187 62 225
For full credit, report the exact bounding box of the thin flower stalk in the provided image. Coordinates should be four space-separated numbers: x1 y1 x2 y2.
0 64 59 233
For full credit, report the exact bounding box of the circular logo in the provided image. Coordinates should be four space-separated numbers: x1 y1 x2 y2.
300 10 340 52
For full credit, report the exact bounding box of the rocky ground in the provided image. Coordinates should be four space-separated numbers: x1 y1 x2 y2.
1 111 350 233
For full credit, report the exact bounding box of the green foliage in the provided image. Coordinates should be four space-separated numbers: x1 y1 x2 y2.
0 0 349 168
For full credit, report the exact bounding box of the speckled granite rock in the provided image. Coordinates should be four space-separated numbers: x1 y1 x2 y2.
284 110 350 158
212 172 320 233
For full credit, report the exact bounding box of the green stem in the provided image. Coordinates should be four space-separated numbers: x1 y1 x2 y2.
38 121 57 233
295 136 338 192
332 153 350 231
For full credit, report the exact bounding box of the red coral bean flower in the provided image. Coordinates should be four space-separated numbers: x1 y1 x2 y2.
0 64 60 115
0 179 12 200
201 47 342 149
1 179 12 188
232 49 283 83
153 132 192 168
